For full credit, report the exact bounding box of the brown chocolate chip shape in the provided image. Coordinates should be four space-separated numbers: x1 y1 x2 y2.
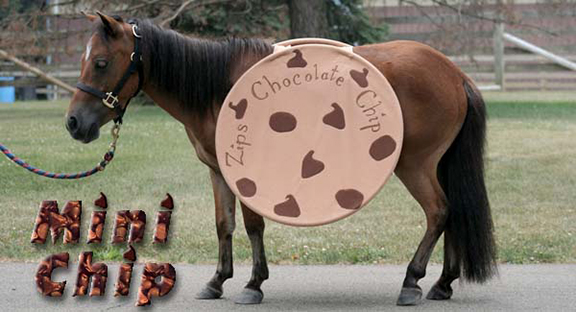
94 192 108 209
160 193 174 210
369 135 397 161
236 178 257 197
322 102 346 130
269 112 297 133
123 245 137 262
287 49 307 68
350 68 369 88
274 195 301 218
229 98 248 119
335 189 364 210
301 150 325 179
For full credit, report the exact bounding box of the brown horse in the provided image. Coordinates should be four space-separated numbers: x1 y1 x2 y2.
66 12 497 306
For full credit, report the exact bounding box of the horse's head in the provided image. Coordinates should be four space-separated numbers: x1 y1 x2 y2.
66 12 142 143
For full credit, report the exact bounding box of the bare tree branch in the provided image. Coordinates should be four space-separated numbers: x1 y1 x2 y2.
159 0 235 28
160 0 195 27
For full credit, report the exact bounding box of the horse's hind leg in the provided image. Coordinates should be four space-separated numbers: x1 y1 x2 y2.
196 169 236 300
426 230 460 300
395 158 448 306
234 203 269 304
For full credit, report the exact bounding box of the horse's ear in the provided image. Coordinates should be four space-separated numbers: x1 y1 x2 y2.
96 11 122 37
81 11 97 22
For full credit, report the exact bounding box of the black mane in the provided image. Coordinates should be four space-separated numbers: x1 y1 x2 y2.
136 19 272 115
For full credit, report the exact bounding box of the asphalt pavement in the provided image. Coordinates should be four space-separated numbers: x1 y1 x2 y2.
0 262 574 311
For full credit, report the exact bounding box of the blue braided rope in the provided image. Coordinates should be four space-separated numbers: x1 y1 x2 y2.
0 144 114 180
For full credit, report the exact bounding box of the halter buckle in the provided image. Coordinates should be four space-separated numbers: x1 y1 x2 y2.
102 92 119 109
132 24 142 38
130 52 142 62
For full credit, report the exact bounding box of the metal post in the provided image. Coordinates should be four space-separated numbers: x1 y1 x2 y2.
503 32 576 71
493 22 505 91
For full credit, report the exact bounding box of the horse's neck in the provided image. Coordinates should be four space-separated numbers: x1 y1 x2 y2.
142 84 193 126
142 44 269 129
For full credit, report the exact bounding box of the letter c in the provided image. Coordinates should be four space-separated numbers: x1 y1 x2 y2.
251 81 268 100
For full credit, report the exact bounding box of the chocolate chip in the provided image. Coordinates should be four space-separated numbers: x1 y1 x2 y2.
229 98 248 119
123 245 137 262
269 112 297 133
160 193 174 210
301 150 325 179
335 189 364 210
350 68 369 88
369 135 396 161
94 192 107 209
274 195 301 218
322 102 346 130
236 178 257 197
287 49 307 68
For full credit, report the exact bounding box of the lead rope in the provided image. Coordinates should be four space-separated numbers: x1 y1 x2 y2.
0 124 120 179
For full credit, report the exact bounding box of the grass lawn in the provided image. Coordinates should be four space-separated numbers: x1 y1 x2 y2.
0 93 575 265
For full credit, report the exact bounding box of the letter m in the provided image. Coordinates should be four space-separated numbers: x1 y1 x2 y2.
31 200 82 244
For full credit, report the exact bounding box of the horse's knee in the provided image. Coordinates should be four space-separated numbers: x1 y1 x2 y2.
216 219 236 238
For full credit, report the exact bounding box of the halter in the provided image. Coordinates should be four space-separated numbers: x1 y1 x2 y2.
76 22 144 124
0 21 143 179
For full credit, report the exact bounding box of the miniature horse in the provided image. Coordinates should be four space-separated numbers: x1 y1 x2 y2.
66 12 496 306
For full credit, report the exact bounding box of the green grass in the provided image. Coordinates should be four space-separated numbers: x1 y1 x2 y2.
0 94 575 265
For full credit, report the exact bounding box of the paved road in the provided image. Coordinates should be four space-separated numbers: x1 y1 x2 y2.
0 262 574 311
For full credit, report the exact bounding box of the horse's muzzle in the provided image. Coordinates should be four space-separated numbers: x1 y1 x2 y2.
66 113 100 144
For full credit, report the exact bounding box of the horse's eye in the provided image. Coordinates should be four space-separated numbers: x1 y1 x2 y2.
95 60 108 69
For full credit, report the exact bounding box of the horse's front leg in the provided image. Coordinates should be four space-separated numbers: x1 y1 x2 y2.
196 169 236 300
233 202 269 304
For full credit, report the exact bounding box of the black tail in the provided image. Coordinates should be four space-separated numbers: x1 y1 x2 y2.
437 79 497 283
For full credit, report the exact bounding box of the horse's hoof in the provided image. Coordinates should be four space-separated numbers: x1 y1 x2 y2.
195 285 223 300
426 284 453 300
234 288 263 305
396 287 422 306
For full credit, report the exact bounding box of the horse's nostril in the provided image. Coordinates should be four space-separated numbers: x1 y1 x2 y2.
67 116 78 132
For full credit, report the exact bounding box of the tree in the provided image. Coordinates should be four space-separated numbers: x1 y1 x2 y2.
172 0 288 39
288 0 330 38
327 0 388 45
288 0 388 45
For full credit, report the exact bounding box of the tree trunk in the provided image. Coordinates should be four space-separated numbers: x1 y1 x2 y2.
289 0 329 38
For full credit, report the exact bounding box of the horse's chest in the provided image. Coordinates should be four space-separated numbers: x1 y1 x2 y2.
185 126 219 170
